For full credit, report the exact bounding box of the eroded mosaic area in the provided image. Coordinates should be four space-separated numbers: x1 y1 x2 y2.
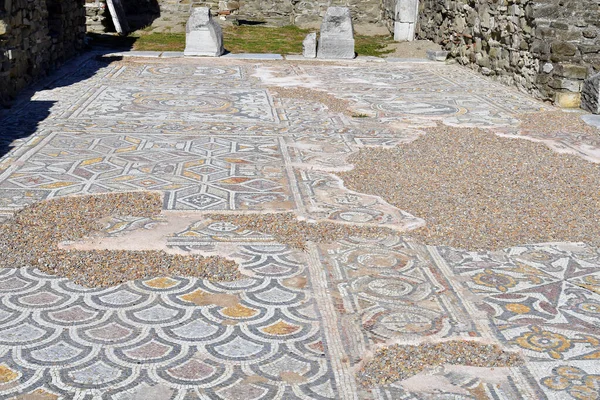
0 53 598 399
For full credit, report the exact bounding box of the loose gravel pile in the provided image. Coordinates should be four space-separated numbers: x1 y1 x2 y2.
0 193 240 287
341 125 600 250
208 212 394 250
267 86 351 114
358 340 523 387
518 110 599 138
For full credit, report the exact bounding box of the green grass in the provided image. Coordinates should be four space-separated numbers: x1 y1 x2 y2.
355 34 395 57
125 25 395 56
224 25 310 55
134 32 185 51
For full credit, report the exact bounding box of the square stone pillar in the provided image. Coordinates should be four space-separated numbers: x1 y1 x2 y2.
394 0 419 41
184 7 224 57
317 7 355 59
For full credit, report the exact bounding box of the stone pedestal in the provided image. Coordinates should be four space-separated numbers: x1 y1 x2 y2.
303 33 317 58
394 0 418 41
582 73 600 114
317 7 355 59
184 7 224 57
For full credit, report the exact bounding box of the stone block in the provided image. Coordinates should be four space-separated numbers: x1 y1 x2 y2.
394 21 415 41
106 0 129 34
426 50 448 62
317 7 355 60
554 63 588 80
582 73 600 114
184 7 224 57
549 78 582 92
551 41 577 57
0 19 8 36
302 32 317 58
555 92 581 109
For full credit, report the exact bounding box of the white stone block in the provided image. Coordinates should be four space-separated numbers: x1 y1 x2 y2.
394 22 415 41
317 7 355 59
396 0 419 22
303 32 317 58
184 7 224 57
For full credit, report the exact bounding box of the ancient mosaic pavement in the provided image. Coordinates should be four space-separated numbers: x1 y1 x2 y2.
0 53 598 399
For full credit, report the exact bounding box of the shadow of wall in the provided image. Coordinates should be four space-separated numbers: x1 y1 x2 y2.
0 53 123 160
124 0 160 31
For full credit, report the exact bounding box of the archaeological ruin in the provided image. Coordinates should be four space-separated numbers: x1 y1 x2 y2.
1 0 599 109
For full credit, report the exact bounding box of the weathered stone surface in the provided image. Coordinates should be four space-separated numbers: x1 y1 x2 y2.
153 0 384 29
0 19 8 36
184 7 224 57
303 32 317 58
555 91 582 109
393 0 418 41
582 73 600 114
317 7 355 59
106 0 130 34
426 50 448 62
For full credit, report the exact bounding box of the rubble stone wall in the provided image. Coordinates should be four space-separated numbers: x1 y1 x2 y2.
0 0 86 106
148 0 383 26
412 0 600 107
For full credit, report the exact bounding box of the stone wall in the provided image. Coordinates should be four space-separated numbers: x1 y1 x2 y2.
85 0 110 32
86 0 159 32
119 0 384 27
169 1 382 26
0 0 86 106
412 0 600 107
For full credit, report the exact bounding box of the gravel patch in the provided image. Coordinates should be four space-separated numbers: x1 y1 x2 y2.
207 212 394 250
267 86 352 114
358 340 523 387
0 193 240 287
340 125 600 250
518 110 600 138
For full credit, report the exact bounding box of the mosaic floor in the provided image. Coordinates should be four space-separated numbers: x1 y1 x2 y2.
0 53 599 399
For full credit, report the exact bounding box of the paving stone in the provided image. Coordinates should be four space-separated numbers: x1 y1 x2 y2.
221 53 284 60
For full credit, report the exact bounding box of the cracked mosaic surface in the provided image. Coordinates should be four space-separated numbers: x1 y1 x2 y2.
0 53 598 399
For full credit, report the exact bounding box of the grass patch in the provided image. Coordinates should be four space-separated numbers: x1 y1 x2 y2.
127 26 395 56
224 25 310 54
134 32 185 51
355 34 395 57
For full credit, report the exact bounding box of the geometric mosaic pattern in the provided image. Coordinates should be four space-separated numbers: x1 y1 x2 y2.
1 53 599 399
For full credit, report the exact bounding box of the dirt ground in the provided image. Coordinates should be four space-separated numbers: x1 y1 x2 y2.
382 39 443 58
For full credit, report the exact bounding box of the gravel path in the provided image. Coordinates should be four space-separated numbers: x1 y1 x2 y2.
340 125 600 251
207 212 394 250
357 340 523 387
0 193 240 287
